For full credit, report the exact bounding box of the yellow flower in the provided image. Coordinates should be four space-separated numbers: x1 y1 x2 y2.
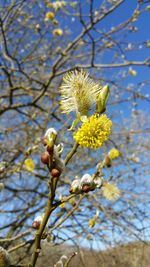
52 28 63 36
45 11 55 20
109 148 120 159
146 5 150 10
24 158 35 171
74 114 112 149
102 182 120 201
60 70 101 115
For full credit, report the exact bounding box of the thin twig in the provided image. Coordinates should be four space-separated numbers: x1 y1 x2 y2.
64 252 77 267
64 143 79 165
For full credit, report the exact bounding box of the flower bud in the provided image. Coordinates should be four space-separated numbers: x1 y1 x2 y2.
88 217 96 228
53 19 59 25
45 128 57 140
128 67 137 76
108 148 120 159
45 11 55 20
146 5 150 10
47 145 54 154
24 158 35 171
93 177 103 188
51 168 61 177
70 179 82 194
96 85 110 114
53 146 65 172
41 152 50 164
32 221 40 230
104 155 112 167
44 128 57 147
80 174 95 192
52 28 63 36
80 174 93 185
88 210 99 228
82 184 92 193
32 214 44 229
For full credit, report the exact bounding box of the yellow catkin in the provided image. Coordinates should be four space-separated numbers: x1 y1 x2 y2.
60 69 101 115
109 148 120 159
74 114 112 149
52 28 63 36
45 11 55 20
24 158 35 171
102 182 120 201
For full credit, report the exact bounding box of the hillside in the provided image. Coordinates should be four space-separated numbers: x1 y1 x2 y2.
11 241 150 267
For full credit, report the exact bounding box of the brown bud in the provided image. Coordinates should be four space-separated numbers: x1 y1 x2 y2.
51 168 61 177
82 184 91 193
32 221 40 229
47 145 53 154
41 152 49 164
104 155 112 167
